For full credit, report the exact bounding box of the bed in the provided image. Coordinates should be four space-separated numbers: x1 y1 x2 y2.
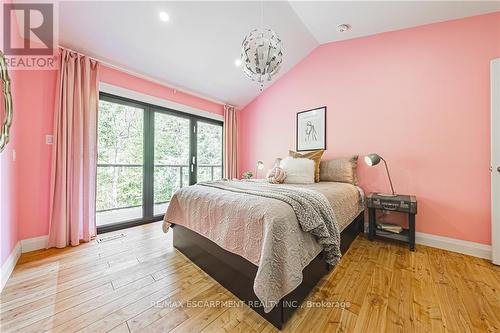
163 180 365 329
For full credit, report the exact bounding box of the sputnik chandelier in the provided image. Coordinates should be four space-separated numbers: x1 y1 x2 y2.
240 3 284 91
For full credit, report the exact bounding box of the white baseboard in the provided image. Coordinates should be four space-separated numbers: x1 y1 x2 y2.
20 235 48 253
415 232 492 260
0 235 48 292
362 223 492 260
1 241 21 292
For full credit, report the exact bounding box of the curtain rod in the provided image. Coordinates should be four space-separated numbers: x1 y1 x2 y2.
57 45 227 106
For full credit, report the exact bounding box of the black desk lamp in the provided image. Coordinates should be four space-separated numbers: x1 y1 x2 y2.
364 153 396 196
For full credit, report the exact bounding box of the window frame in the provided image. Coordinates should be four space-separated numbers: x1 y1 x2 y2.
97 92 224 234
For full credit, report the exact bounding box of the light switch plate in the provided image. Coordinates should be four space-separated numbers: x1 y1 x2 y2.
45 134 53 145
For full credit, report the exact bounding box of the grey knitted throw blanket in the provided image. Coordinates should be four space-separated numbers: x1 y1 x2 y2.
199 180 342 265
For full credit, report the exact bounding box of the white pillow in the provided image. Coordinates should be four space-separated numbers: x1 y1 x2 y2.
280 157 315 184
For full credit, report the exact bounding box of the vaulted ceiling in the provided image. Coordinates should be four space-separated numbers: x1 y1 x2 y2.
58 1 500 108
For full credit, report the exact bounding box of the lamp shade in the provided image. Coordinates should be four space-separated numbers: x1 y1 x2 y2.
364 153 396 195
364 153 382 166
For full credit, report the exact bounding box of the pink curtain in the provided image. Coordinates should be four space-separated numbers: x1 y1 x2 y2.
48 49 99 248
223 105 238 179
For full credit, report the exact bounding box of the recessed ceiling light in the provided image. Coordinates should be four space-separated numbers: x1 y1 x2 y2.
159 11 169 22
234 59 242 67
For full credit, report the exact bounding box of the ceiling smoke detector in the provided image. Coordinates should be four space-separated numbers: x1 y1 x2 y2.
336 24 351 33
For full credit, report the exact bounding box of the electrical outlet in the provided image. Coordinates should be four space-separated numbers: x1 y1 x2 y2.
45 134 53 145
12 149 16 161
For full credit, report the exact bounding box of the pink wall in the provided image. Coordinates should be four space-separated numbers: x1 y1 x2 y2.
100 66 224 115
239 12 500 245
0 62 224 265
15 70 58 240
1 70 20 265
1 67 58 265
1 2 23 266
0 68 59 267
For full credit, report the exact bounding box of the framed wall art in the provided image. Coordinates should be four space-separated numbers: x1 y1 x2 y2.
296 106 326 151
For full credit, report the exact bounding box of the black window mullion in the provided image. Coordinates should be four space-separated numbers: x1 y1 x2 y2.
190 119 198 185
143 107 154 219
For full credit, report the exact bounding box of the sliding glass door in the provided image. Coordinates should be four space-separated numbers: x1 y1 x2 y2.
96 93 223 232
96 98 145 227
196 121 223 182
153 112 191 216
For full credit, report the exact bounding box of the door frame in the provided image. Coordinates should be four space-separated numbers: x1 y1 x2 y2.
491 58 500 265
97 92 223 234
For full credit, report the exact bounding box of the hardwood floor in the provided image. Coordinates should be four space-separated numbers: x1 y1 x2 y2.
1 222 499 333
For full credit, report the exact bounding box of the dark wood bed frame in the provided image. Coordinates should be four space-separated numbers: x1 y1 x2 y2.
172 211 365 330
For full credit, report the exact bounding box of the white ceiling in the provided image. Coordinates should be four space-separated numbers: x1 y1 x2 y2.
289 1 500 44
57 1 500 108
58 1 317 107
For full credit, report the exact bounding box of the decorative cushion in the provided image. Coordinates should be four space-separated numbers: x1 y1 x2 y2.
289 150 324 182
319 155 359 185
280 157 315 184
266 166 287 184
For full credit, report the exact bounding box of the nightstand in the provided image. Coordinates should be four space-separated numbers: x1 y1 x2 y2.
367 193 417 251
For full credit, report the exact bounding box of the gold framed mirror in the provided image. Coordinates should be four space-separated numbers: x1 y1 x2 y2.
0 50 13 153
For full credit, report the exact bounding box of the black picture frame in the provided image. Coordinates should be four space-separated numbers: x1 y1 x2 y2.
296 106 326 152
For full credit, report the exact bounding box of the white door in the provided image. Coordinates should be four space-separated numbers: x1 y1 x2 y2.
492 58 500 265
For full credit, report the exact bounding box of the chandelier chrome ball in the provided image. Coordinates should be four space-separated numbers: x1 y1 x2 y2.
240 28 284 86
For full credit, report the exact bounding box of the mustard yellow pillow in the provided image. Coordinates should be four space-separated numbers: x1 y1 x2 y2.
289 150 324 182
